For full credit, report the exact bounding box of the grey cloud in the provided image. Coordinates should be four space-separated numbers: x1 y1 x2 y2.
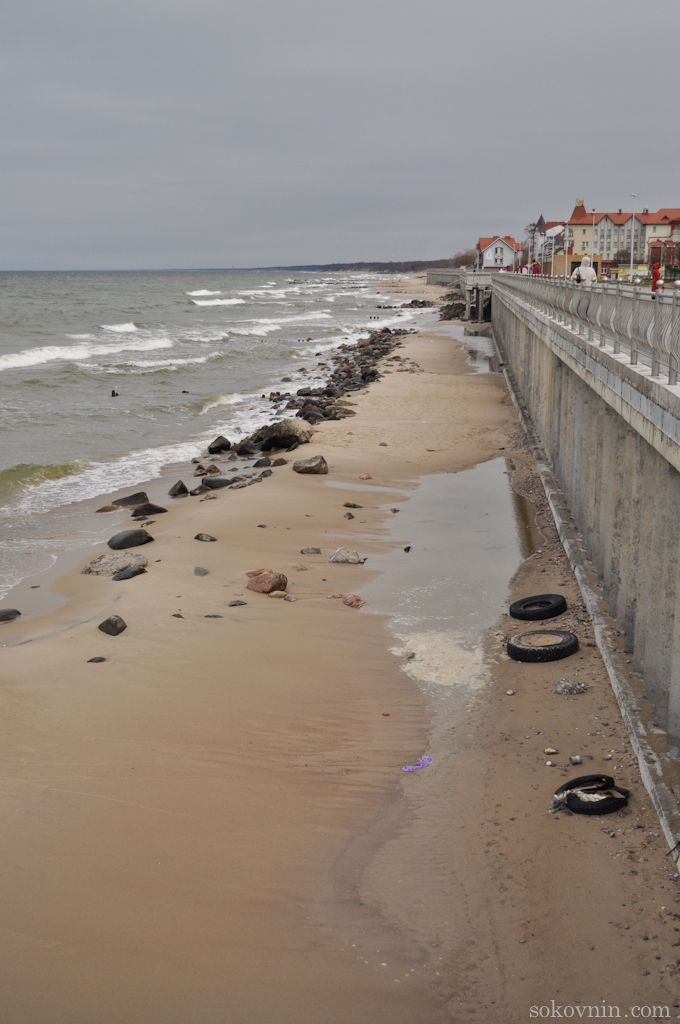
1 0 677 268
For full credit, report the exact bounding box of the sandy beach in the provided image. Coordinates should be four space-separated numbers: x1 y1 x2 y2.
1 277 678 1021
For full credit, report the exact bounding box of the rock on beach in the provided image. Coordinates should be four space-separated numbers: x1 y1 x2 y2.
98 615 127 636
207 435 231 454
293 455 328 475
168 480 189 497
0 609 21 623
131 503 167 518
246 569 288 594
112 491 149 507
82 552 149 577
195 533 216 542
329 547 364 564
107 529 154 550
112 565 147 581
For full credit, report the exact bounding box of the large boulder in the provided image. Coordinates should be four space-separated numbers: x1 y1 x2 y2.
293 455 328 475
98 615 127 636
207 435 231 454
112 491 149 507
246 569 288 594
0 609 21 623
107 529 154 550
255 418 314 452
168 480 189 497
82 552 149 577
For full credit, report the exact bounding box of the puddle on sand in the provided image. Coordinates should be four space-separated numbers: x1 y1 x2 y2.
429 321 501 373
359 458 540 689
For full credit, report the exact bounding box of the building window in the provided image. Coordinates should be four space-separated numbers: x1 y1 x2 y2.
583 229 586 235
653 226 657 233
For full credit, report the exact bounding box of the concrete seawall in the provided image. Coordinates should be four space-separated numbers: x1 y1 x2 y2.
492 281 680 753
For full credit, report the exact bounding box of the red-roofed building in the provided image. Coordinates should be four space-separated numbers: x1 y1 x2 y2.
476 236 523 269
567 200 680 265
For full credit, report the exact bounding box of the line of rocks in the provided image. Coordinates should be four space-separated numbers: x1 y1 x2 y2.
262 325 413 427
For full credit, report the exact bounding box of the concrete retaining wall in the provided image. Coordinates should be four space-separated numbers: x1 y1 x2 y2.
492 283 680 753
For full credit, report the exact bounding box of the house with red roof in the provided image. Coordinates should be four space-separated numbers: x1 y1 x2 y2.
476 236 523 269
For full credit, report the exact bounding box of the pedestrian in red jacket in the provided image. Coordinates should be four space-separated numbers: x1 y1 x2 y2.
652 262 662 298
531 260 541 275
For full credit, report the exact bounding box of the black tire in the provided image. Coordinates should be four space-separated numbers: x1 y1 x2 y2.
507 629 579 663
553 774 630 815
509 593 567 621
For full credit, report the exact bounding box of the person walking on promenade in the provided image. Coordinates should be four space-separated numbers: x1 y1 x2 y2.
651 262 663 299
531 259 541 275
571 255 597 285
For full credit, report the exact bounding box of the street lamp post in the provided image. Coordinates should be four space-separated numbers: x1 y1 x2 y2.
591 208 596 277
630 193 636 282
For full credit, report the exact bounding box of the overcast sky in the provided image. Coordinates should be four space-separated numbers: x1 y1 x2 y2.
2 0 677 269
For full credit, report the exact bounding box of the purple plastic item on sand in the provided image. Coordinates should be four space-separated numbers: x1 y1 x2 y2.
401 755 433 773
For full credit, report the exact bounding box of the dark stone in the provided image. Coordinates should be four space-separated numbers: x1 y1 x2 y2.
200 477 231 490
271 458 287 467
204 614 223 618
257 524 267 528
300 547 321 554
168 480 189 497
258 469 273 479
344 512 354 519
286 441 300 452
112 491 149 507
112 565 148 581
95 505 119 513
229 600 247 607
253 457 271 467
293 455 328 475
208 434 231 454
98 615 127 636
131 503 167 517
194 567 210 576
281 376 292 382
0 608 21 623
107 530 154 550
404 546 411 552
227 453 239 461
343 502 362 508
87 657 106 663
195 533 216 542
190 486 208 495
236 440 260 456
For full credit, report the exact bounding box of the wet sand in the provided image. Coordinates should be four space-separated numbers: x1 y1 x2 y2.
1 282 679 1021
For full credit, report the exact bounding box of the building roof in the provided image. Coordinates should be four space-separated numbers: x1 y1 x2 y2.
477 236 522 252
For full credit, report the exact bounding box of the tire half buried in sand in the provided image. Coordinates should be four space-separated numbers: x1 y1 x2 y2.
507 629 579 663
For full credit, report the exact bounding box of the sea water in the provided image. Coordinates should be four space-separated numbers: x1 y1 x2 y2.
0 269 428 598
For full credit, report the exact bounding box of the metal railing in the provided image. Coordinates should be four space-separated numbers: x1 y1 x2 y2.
492 274 680 385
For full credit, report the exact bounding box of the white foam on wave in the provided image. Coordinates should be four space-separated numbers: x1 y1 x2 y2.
100 322 137 332
78 352 222 374
186 289 222 296
191 298 245 306
0 337 174 372
200 392 245 415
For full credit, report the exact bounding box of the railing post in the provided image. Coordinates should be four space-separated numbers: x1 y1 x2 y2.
630 285 639 365
599 281 606 346
651 292 661 378
671 290 679 386
613 283 621 354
